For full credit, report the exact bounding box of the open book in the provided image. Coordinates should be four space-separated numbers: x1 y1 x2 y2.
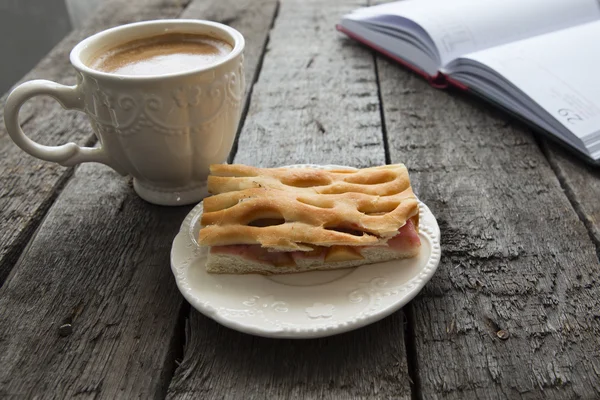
338 0 600 164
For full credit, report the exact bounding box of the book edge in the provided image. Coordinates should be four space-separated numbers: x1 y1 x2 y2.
335 23 469 92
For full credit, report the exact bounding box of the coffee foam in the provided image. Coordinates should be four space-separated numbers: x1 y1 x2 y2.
89 33 232 76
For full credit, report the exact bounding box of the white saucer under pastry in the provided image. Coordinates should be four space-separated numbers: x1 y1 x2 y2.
170 164 441 338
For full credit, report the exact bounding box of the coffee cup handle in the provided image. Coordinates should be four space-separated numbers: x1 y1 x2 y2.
4 80 126 174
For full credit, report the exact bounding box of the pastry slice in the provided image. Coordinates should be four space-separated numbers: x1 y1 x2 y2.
198 163 421 275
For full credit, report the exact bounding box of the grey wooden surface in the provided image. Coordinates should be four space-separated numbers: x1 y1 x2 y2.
1 0 600 399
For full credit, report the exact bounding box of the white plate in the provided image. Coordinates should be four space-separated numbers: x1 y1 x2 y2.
170 165 441 338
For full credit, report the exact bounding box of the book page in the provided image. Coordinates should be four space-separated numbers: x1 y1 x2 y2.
350 0 600 65
459 20 600 143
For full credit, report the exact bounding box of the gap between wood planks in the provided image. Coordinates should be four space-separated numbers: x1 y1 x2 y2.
158 301 190 400
0 163 73 286
403 306 422 400
372 52 421 400
538 138 600 263
367 2 418 395
228 1 281 164
0 129 99 287
373 53 391 165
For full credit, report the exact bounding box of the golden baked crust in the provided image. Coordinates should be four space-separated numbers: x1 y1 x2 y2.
199 164 419 251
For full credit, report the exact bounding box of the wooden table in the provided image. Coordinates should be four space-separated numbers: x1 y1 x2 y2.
1 0 600 398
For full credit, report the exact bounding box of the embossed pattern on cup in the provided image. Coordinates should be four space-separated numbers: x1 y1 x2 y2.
83 54 245 192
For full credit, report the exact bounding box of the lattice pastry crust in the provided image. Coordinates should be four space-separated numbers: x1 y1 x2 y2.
199 164 419 251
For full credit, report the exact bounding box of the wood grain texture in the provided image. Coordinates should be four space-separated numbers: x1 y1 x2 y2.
233 0 385 168
167 0 412 399
377 56 600 399
0 164 191 399
0 0 190 285
169 314 410 400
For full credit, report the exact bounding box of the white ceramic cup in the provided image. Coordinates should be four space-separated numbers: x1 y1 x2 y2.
4 20 245 206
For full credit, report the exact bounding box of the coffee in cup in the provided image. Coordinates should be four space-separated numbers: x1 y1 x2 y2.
89 33 233 76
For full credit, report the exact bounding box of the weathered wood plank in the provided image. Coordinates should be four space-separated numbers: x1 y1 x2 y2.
0 0 191 285
377 55 600 398
167 1 413 399
0 164 191 399
233 0 385 168
170 315 410 400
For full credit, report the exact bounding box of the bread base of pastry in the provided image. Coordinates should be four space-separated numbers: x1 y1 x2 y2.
205 246 420 275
